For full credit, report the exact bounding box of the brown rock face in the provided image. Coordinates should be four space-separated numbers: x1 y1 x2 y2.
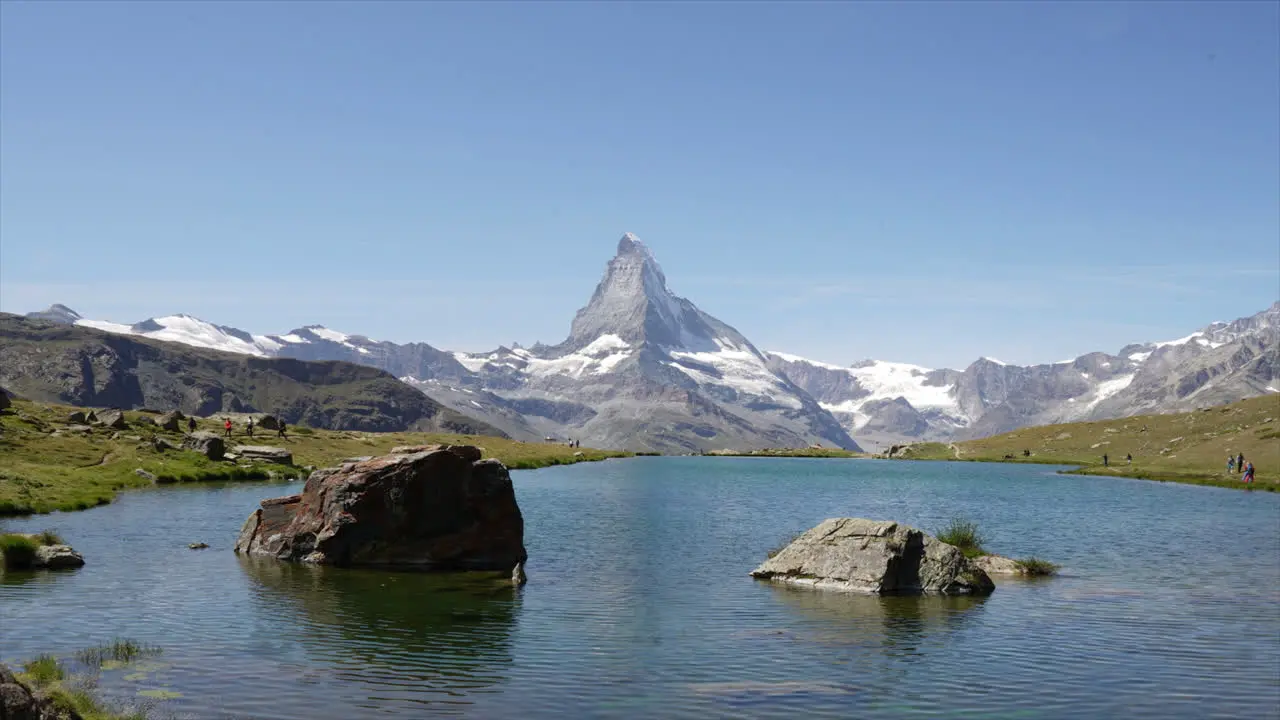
233 446 526 571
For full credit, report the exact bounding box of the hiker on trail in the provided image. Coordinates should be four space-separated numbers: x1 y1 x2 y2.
247 417 254 438
1103 453 1109 467
1237 453 1245 474
188 416 197 433
223 417 232 438
278 420 287 439
1126 453 1132 465
1023 449 1031 457
1228 456 1236 474
1243 461 1255 484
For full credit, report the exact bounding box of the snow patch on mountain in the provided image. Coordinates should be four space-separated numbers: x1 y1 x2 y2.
810 359 965 429
76 314 282 355
1083 374 1136 412
767 351 846 371
668 346 802 409
76 319 135 335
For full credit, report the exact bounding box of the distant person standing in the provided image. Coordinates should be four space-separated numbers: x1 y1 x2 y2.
188 416 197 433
1126 453 1132 465
1228 455 1236 474
277 420 287 439
247 416 254 438
1243 462 1255 484
1103 453 1109 467
1237 453 1245 474
223 417 233 438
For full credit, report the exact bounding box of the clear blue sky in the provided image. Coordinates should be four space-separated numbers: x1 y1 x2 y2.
2 2 1277 369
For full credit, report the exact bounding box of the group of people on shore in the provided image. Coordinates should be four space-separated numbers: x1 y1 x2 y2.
199 416 288 440
1227 453 1255 483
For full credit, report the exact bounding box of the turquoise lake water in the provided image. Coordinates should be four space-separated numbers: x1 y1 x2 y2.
3 457 1278 719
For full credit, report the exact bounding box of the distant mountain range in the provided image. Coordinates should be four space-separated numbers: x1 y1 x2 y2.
17 233 1280 452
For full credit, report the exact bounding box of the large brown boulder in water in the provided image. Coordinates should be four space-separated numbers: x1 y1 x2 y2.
233 446 526 571
751 518 995 596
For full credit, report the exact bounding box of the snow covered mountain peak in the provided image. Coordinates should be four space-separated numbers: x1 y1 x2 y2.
26 304 83 324
563 232 751 355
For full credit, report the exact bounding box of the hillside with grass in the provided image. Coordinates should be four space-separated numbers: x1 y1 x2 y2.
0 398 630 516
0 313 499 435
895 395 1279 490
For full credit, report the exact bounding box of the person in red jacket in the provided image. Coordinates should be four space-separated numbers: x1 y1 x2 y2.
223 417 233 438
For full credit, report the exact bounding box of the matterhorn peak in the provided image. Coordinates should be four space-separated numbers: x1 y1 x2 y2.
616 232 649 256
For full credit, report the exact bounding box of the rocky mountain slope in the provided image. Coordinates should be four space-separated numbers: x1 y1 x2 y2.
0 313 501 435
19 237 1278 450
768 301 1280 448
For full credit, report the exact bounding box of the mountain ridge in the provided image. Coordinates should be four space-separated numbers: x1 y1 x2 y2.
18 237 1278 450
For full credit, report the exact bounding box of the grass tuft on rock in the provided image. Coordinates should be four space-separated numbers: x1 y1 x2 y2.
0 533 39 568
75 638 162 668
1016 557 1060 576
34 529 64 545
936 518 987 559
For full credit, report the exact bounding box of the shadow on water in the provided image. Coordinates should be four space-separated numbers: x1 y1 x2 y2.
764 584 988 656
237 556 521 699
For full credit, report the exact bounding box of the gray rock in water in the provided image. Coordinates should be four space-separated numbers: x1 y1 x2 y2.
750 518 994 596
183 431 226 461
189 542 209 550
134 468 158 483
232 445 294 465
97 409 127 429
34 544 85 569
512 561 527 586
971 554 1027 576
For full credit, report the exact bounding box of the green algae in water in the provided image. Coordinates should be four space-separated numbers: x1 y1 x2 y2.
122 672 148 681
138 688 183 699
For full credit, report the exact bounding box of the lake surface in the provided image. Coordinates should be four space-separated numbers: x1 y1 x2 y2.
3 457 1279 719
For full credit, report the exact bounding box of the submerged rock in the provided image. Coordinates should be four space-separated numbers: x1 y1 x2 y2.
232 445 294 465
183 431 225 460
750 518 994 596
234 446 527 571
972 554 1027 576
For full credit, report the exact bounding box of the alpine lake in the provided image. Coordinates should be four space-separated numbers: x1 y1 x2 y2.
2 457 1278 719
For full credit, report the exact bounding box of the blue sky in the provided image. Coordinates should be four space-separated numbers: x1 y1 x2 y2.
2 2 1277 369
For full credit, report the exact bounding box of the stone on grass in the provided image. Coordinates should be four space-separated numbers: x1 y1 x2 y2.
183 431 225 461
232 445 294 465
97 409 127 429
